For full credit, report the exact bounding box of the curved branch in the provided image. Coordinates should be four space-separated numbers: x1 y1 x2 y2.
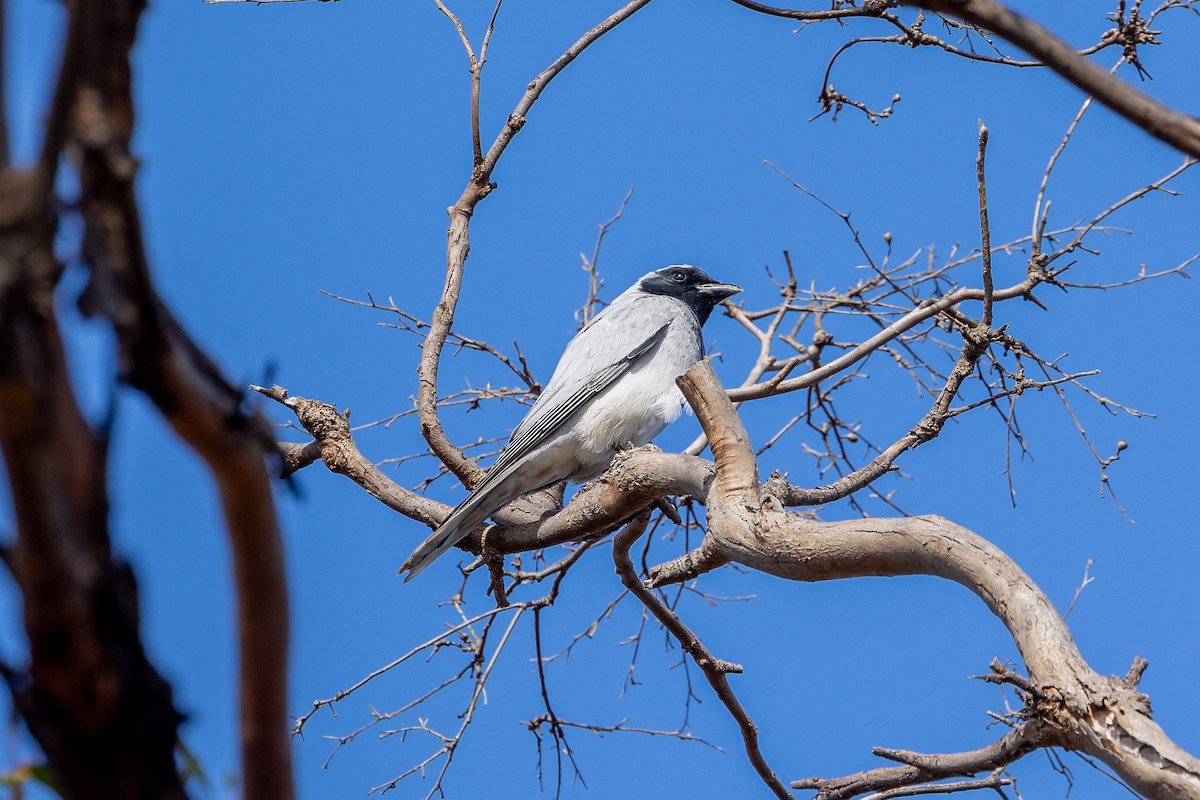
257 381 715 555
251 385 447 526
487 446 712 554
67 2 293 795
907 0 1200 158
661 359 1200 800
418 0 652 486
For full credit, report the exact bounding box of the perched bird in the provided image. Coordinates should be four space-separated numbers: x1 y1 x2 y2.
400 265 741 581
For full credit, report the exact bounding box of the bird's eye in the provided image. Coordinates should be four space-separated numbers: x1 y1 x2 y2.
671 270 688 284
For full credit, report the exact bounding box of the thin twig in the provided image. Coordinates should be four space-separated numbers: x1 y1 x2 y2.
613 515 793 800
976 121 994 327
417 0 653 485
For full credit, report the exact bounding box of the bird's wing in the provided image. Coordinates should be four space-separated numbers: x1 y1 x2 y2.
510 293 674 438
400 299 674 580
490 317 670 481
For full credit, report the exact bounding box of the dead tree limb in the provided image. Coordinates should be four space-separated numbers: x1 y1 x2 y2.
650 359 1200 800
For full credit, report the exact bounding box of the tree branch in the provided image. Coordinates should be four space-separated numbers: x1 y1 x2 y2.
418 0 652 486
252 384 447 525
975 121 994 327
66 2 293 796
0 1 191 795
613 514 793 800
0 242 188 800
659 359 1200 800
729 0 895 21
907 0 1200 157
253 384 714 559
794 723 1048 798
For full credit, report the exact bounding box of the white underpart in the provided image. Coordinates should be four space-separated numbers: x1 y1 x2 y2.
574 359 686 453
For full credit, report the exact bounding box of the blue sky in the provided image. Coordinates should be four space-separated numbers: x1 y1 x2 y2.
3 1 1199 798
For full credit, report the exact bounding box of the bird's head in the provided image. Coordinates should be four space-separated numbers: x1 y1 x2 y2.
638 265 742 325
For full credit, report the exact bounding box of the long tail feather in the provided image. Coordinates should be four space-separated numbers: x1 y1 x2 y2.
399 481 513 581
399 522 469 582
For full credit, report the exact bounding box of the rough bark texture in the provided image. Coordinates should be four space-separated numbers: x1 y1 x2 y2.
662 360 1200 800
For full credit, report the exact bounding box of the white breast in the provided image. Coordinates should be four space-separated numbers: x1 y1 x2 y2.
569 306 701 470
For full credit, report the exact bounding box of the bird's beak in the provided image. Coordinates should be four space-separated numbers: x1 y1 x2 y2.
698 282 742 302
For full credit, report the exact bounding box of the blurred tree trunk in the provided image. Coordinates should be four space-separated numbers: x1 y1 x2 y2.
0 1 293 798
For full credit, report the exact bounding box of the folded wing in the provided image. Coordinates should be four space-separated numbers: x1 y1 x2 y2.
400 294 675 581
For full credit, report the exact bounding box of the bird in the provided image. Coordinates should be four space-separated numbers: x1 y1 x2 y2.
400 265 742 581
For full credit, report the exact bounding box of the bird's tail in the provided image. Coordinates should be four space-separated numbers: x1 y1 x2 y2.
400 440 537 581
399 496 495 582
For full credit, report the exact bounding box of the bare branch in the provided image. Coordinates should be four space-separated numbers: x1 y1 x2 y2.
657 361 1200 800
529 607 583 796
523 714 722 749
418 0 652 486
794 725 1044 799
368 606 526 796
907 0 1200 157
251 384 448 525
577 186 634 326
1064 558 1097 620
613 514 793 800
1045 157 1197 267
975 120 993 327
729 0 896 21
1031 59 1124 256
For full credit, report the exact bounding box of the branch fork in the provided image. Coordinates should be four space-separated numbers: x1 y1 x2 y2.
650 359 1200 799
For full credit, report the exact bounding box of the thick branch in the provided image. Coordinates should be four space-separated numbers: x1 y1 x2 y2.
908 0 1200 158
0 2 187 796
490 446 713 554
252 385 447 525
662 360 1200 800
0 246 187 800
678 359 761 500
67 2 293 796
255 383 715 556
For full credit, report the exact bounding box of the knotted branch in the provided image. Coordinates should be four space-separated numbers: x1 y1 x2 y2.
659 359 1200 799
